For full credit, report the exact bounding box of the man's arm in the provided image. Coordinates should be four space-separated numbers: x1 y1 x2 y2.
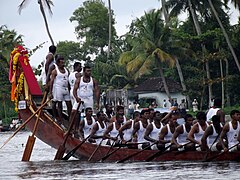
144 124 157 143
220 124 229 152
217 109 225 125
93 79 100 110
201 126 213 151
103 123 115 140
73 77 81 103
79 120 85 140
159 126 170 144
45 65 56 89
187 124 200 144
119 121 132 141
171 125 183 147
45 54 53 76
49 69 57 99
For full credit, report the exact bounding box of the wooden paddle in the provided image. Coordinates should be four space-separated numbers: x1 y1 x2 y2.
146 141 193 162
145 143 173 162
203 132 221 160
97 134 120 162
117 142 157 163
88 139 104 161
204 142 240 162
99 142 149 162
54 102 81 160
0 99 50 150
62 134 91 160
22 92 48 161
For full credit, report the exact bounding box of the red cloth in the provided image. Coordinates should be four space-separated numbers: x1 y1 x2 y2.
19 55 42 96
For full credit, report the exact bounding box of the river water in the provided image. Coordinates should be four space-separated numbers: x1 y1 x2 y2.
0 131 240 180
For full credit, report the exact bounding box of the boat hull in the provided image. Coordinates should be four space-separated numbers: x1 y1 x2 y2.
19 104 240 162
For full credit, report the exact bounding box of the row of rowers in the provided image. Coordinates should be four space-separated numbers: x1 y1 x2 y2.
80 107 240 152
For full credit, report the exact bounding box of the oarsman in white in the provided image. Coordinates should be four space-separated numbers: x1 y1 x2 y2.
110 105 128 124
72 66 100 113
132 109 150 149
89 110 108 145
220 110 240 152
206 98 225 125
148 108 155 123
158 112 179 151
49 56 72 125
104 104 114 123
187 112 209 151
172 114 194 151
68 62 82 105
103 114 124 144
144 111 163 150
41 45 56 88
201 115 223 151
79 107 95 142
119 111 141 146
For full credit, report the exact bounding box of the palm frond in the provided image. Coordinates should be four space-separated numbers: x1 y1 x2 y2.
153 48 175 67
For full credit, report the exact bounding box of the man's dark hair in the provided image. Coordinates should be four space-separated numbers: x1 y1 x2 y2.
230 110 240 117
184 114 193 121
116 105 124 112
49 45 56 54
56 55 64 63
212 115 220 123
83 66 91 72
196 111 206 121
214 99 221 108
140 108 150 115
85 107 92 113
73 62 81 70
97 110 104 118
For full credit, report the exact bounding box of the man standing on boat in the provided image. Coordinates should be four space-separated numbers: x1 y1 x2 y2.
49 56 72 125
72 66 100 112
68 62 82 105
206 98 225 125
41 45 56 88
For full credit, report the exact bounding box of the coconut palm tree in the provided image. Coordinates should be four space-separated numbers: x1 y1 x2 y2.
166 0 215 107
119 10 175 99
18 0 55 45
207 0 240 72
107 0 112 59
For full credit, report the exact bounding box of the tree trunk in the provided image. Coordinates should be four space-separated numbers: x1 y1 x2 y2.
158 64 171 100
161 0 169 25
175 57 191 108
225 58 231 107
219 59 224 108
39 1 54 45
208 0 240 72
188 0 212 107
107 0 112 59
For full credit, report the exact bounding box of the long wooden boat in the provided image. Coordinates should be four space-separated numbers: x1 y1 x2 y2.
12 46 240 162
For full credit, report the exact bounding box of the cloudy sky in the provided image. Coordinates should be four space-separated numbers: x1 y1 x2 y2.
1 0 239 67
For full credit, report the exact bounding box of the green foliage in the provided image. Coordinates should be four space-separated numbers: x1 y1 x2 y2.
70 0 117 57
56 41 83 68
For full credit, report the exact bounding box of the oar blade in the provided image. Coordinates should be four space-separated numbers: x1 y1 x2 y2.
54 145 66 160
22 136 36 161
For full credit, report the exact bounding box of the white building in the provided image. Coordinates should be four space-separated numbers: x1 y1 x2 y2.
134 77 186 108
